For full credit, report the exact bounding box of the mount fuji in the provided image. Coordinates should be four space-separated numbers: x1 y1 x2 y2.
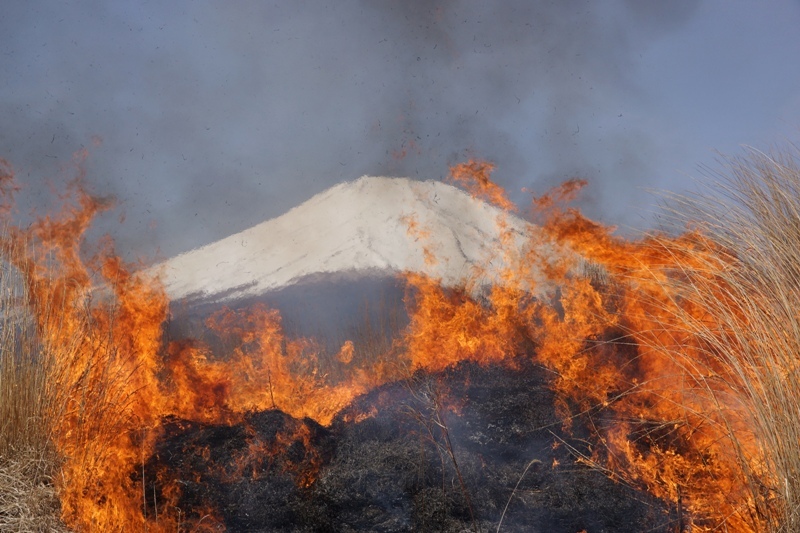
151 176 551 307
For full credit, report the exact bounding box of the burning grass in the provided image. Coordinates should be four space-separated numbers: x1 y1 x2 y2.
1 144 800 531
0 251 69 532
381 151 800 531
644 147 800 531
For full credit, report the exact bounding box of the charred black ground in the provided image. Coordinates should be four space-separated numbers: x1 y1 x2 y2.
141 359 679 532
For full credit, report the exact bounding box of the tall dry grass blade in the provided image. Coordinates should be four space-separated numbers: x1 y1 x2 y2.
0 236 69 531
645 145 800 532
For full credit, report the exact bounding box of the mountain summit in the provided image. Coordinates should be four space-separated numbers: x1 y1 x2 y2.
152 176 544 305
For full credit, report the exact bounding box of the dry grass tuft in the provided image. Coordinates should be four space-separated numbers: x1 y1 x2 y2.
0 450 68 532
0 247 69 531
651 145 800 531
0 270 51 457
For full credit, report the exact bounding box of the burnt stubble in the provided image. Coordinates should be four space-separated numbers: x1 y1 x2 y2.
142 359 676 532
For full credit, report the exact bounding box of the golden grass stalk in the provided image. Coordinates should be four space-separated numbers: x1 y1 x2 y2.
0 245 69 531
0 237 155 530
649 145 800 531
0 450 67 532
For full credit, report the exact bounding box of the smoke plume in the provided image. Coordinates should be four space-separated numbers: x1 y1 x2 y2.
0 1 702 260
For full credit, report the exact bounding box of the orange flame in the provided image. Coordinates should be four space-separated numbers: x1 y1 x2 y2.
448 159 516 212
165 304 368 425
400 161 769 531
0 156 170 530
0 151 775 531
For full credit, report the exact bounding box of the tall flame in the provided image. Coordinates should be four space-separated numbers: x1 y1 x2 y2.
400 160 771 531
0 151 783 531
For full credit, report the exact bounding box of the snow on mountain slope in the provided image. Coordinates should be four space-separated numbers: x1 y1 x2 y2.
151 176 552 305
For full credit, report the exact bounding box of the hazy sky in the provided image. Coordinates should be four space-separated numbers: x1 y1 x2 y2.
2 1 799 261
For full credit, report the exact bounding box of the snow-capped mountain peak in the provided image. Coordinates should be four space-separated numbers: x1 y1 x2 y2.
151 176 539 304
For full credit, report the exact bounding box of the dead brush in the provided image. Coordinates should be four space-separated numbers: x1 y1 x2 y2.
0 251 68 531
404 375 481 533
637 145 800 532
0 235 157 531
0 450 67 533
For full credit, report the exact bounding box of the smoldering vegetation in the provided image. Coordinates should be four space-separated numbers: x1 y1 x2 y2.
142 359 675 532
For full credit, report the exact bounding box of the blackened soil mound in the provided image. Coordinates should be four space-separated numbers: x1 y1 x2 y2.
141 410 334 531
143 361 679 532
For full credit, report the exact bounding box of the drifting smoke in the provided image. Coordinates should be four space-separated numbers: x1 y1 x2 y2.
0 0 701 262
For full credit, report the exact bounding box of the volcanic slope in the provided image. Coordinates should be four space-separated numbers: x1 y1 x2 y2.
153 176 553 306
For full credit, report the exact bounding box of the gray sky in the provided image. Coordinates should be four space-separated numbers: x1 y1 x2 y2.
2 1 799 262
